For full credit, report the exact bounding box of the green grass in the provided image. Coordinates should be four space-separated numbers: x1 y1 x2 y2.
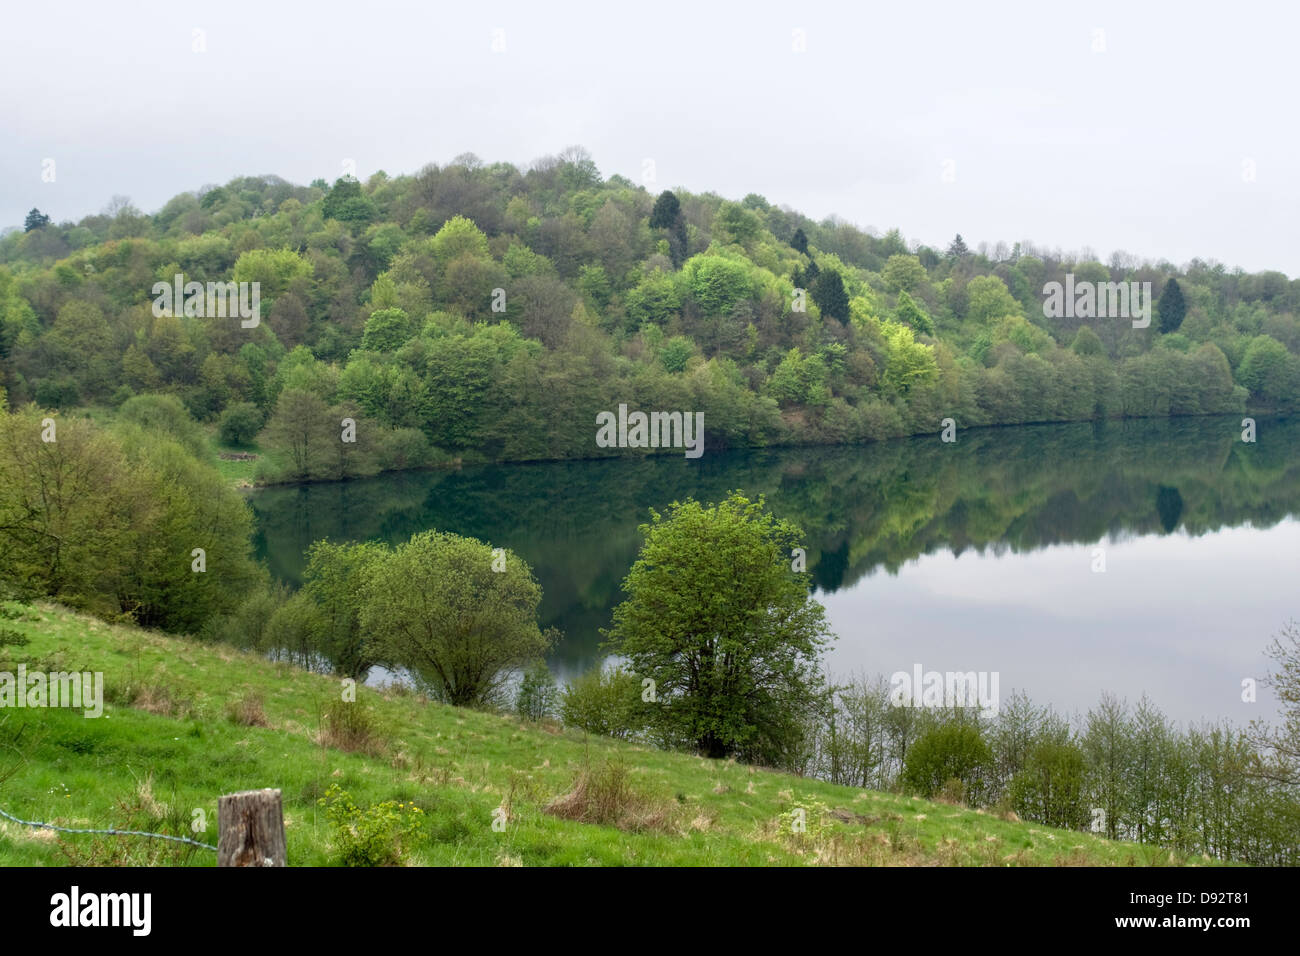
210 437 263 487
0 602 1221 867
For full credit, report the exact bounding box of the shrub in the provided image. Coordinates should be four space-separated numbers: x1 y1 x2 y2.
33 377 80 409
778 798 832 840
1009 739 1090 830
375 427 435 471
319 697 384 755
200 585 285 651
218 401 264 445
515 661 558 721
319 784 423 866
559 665 646 739
0 626 29 667
117 393 210 459
901 722 992 800
265 590 326 670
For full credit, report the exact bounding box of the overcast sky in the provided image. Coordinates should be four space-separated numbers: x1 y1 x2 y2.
2 0 1294 274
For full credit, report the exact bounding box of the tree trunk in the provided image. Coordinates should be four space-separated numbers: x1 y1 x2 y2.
217 789 287 867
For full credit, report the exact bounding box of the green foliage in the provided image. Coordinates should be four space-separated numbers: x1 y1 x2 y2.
894 290 934 335
882 255 927 293
359 531 551 706
901 722 992 800
24 209 52 232
302 539 388 677
714 202 762 246
683 255 753 316
559 665 646 739
659 335 694 373
1 152 1297 478
515 661 559 721
218 401 264 445
319 784 423 866
778 798 832 840
1071 326 1105 356
881 322 938 395
625 272 681 328
1157 277 1187 334
1009 739 1090 829
118 393 211 459
790 227 809 255
607 492 832 762
0 406 261 631
429 215 490 265
965 275 1022 325
321 177 377 225
1238 335 1299 407
648 191 681 230
361 308 413 352
811 269 850 323
232 247 313 300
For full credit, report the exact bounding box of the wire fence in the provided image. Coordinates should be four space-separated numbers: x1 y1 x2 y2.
0 804 217 851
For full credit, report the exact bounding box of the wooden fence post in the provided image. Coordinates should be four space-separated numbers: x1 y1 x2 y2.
217 789 287 867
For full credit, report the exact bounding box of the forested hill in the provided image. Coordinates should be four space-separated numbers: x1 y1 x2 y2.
3 148 1299 477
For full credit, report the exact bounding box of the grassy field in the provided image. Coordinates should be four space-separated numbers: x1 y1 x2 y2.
0 602 1218 867
210 438 263 487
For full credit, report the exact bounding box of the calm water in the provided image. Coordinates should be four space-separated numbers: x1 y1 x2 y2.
249 415 1300 725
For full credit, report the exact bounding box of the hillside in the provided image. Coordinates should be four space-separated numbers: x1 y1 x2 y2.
3 151 1300 482
0 601 1201 867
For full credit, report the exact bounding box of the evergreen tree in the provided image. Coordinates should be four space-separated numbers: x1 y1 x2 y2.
648 190 681 230
791 227 809 255
812 269 850 323
23 208 51 232
1157 277 1187 333
946 234 970 259
649 190 687 266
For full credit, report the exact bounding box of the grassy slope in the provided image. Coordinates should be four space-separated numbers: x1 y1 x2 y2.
0 602 1214 867
210 437 262 487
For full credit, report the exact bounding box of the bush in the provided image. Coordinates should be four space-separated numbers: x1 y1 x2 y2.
199 585 285 651
778 798 832 840
265 590 326 670
901 722 992 801
559 665 646 739
218 402 264 446
319 697 384 755
117 393 210 459
515 661 558 721
33 377 80 409
375 427 435 471
1009 739 1090 830
319 784 423 866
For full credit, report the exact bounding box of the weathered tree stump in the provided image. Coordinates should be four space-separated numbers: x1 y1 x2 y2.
217 789 287 867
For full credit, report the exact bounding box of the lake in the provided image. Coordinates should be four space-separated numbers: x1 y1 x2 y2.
249 414 1300 725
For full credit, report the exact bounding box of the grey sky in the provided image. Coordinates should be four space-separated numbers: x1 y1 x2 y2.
3 0 1295 274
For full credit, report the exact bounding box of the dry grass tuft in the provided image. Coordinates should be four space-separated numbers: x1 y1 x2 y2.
543 759 676 833
226 692 269 727
317 698 386 756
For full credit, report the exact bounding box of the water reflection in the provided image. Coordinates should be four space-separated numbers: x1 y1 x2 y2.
250 415 1299 720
